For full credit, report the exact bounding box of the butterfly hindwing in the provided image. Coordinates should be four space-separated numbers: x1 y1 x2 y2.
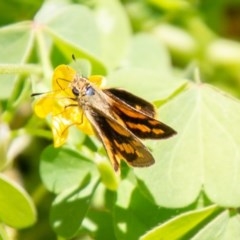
84 108 155 172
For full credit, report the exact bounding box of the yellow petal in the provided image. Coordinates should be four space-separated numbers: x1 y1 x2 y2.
33 93 55 118
76 115 94 135
59 105 80 123
52 94 75 116
61 106 94 135
88 75 104 87
52 115 71 147
33 91 74 118
51 105 89 146
52 65 76 94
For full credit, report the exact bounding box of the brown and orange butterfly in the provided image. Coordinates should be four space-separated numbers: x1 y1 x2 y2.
32 65 176 171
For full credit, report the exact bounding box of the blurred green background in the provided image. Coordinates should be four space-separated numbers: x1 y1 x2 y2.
1 0 240 239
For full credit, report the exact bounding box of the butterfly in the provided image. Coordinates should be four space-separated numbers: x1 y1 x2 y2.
32 65 177 172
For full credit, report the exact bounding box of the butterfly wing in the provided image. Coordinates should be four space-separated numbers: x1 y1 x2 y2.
104 88 177 139
104 88 156 117
84 108 155 172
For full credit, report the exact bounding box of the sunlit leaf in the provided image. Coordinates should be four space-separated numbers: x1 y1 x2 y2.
140 205 220 240
136 84 240 207
94 0 131 69
0 223 9 240
149 0 190 10
0 174 36 228
50 174 99 238
192 210 240 240
114 179 173 240
108 68 186 101
40 146 98 193
0 22 33 99
141 207 240 240
123 33 171 73
107 34 186 101
37 3 107 74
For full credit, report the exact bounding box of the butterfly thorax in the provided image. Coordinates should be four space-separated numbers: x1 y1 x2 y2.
71 75 112 114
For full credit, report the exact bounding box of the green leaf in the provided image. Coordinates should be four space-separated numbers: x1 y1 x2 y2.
0 224 9 240
135 84 240 207
0 22 32 63
108 68 186 101
96 155 119 191
0 22 33 99
79 184 117 239
152 24 197 64
0 123 10 170
37 4 107 75
69 58 92 77
85 206 116 240
0 1 42 26
40 146 98 194
207 39 240 67
40 3 100 54
0 174 36 228
114 179 176 240
141 207 240 240
192 210 239 240
107 33 186 101
218 211 240 240
123 33 171 72
6 74 32 112
50 174 99 238
149 0 190 10
140 205 220 240
94 0 131 69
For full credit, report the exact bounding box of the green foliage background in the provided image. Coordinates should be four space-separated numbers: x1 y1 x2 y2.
1 0 240 239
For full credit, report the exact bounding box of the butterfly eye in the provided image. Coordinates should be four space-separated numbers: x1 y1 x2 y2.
72 87 79 96
86 86 95 96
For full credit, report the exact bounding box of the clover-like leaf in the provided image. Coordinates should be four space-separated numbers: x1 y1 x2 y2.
136 84 240 208
114 179 173 240
0 22 33 99
0 174 36 228
40 146 98 194
140 205 220 240
108 34 186 101
50 174 99 238
36 3 106 74
94 0 131 69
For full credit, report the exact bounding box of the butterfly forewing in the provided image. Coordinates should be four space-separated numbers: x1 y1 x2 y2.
104 88 156 117
84 108 155 172
104 89 177 139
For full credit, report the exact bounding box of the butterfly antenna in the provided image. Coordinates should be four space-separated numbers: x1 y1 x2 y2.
31 92 47 97
72 54 76 61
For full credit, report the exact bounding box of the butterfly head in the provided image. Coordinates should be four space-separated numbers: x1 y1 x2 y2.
71 75 95 96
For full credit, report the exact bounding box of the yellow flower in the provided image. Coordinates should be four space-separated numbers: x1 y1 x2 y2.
33 65 103 147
